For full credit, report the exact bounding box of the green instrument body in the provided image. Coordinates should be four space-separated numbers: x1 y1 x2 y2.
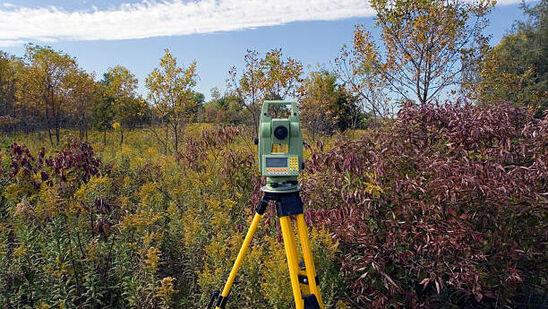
258 100 304 193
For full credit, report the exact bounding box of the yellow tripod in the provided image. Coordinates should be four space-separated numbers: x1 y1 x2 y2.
208 191 324 309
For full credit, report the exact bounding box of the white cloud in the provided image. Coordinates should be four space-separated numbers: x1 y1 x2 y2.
0 0 527 47
0 39 24 47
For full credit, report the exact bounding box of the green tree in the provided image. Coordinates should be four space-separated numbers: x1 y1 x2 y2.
202 90 246 124
299 70 357 137
190 91 205 122
92 95 114 145
470 0 547 114
100 66 146 144
112 96 149 144
146 49 198 154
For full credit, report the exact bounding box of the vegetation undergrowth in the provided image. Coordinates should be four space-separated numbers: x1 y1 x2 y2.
0 102 545 308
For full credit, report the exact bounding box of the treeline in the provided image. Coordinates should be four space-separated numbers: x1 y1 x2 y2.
0 47 151 144
0 0 546 146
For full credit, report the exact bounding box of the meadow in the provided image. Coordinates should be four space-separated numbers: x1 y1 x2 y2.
0 102 545 308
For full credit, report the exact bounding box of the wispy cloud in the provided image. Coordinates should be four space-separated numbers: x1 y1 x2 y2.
0 0 526 47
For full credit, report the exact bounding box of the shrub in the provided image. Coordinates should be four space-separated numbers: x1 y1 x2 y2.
304 102 546 307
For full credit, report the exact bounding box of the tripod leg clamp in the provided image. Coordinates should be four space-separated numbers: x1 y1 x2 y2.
207 291 228 309
215 296 228 309
255 195 269 215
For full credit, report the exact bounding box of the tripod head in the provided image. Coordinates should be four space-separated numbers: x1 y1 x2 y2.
257 100 304 193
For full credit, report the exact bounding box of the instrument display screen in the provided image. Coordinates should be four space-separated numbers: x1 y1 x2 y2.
266 157 288 168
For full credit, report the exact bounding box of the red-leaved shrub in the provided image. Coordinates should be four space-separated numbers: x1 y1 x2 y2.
303 102 547 307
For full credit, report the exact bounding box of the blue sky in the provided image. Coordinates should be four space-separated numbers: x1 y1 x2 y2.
0 1 532 99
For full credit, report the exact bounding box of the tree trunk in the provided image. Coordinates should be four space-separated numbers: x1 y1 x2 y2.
173 122 179 155
55 126 60 145
164 123 169 154
45 104 53 146
48 128 53 146
252 108 259 138
50 88 60 145
78 117 85 141
103 130 107 145
43 92 53 146
120 128 124 145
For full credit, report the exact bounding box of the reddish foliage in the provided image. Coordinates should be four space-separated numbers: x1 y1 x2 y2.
7 143 114 238
303 102 547 307
46 142 101 183
8 142 101 190
8 143 43 189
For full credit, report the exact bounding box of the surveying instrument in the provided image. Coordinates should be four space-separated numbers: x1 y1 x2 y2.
207 101 324 309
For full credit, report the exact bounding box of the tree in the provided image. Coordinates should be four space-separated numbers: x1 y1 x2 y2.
0 52 19 132
11 57 42 133
64 69 97 140
112 96 149 144
190 91 205 122
350 0 494 105
228 49 303 133
100 66 147 144
227 50 262 130
146 49 198 154
299 70 357 136
203 92 246 124
335 36 392 118
469 0 547 114
92 95 114 145
21 44 79 145
260 49 303 100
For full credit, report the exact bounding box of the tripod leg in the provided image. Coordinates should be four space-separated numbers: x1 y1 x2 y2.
279 216 304 309
296 214 324 308
216 212 263 308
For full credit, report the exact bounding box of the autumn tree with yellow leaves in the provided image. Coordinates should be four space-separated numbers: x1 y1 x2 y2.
146 49 198 154
18 45 81 145
0 52 20 130
228 49 303 133
345 0 494 105
63 69 98 141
